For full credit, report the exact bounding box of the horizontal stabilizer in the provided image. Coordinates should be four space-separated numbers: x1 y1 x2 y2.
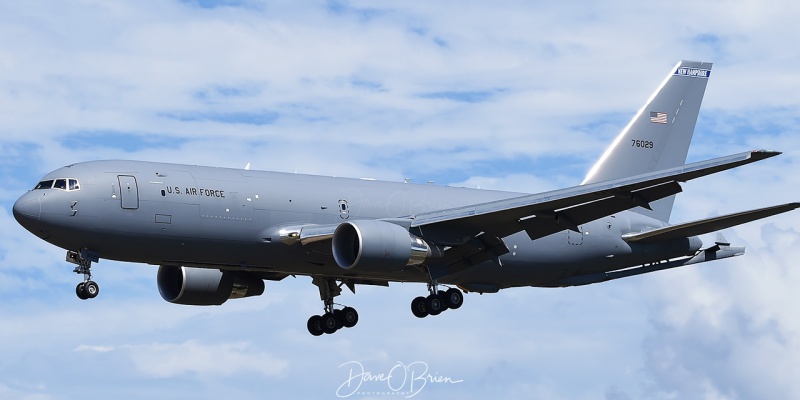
622 202 800 243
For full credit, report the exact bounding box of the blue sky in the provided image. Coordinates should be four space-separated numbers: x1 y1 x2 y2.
2 1 800 399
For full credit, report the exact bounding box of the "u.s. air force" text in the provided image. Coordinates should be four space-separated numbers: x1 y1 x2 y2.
166 186 225 198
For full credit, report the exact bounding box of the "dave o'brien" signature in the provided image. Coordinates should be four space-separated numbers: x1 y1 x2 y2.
336 360 463 398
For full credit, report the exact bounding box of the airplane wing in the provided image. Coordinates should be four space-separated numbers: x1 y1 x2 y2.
411 150 780 245
621 202 800 243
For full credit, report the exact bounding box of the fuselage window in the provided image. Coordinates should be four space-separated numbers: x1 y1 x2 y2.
69 179 80 191
54 179 67 190
34 180 54 190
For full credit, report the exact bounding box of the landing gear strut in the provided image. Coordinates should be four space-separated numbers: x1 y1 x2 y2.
411 268 464 318
67 249 100 300
307 277 359 336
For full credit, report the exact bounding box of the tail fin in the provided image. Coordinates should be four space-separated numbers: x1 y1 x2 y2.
581 60 713 222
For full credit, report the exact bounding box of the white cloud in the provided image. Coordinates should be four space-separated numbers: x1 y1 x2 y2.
0 384 51 400
75 344 115 353
75 340 289 378
637 226 800 399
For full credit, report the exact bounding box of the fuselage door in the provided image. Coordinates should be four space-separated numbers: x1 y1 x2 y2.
568 225 584 245
118 175 139 209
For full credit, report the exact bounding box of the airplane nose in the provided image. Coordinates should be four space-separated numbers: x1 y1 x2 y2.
13 194 41 229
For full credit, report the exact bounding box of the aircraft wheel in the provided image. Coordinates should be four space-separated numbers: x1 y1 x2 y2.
444 288 463 309
322 312 338 334
425 294 444 316
333 309 345 330
437 291 449 311
341 307 359 328
307 315 324 336
84 280 100 299
411 296 428 318
76 283 88 300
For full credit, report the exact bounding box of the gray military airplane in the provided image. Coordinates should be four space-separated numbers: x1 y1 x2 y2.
13 60 799 336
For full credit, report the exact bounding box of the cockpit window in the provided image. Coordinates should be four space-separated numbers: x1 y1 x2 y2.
34 180 54 190
33 178 81 191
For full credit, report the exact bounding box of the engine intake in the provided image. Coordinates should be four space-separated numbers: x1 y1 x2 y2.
332 220 430 271
157 265 265 306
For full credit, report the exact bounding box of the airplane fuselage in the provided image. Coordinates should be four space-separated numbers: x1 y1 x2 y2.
15 160 701 291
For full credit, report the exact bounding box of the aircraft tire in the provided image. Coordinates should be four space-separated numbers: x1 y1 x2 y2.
333 309 345 330
75 283 88 300
307 315 324 336
322 313 338 334
437 291 449 311
341 307 359 328
411 296 428 318
444 288 463 309
425 294 444 316
84 281 99 299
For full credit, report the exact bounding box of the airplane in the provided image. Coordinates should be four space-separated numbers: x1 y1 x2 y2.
12 60 799 336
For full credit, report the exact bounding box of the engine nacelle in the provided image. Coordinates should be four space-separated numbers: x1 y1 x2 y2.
157 265 265 306
332 220 430 271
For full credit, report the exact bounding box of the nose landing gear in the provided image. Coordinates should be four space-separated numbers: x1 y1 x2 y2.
67 249 100 300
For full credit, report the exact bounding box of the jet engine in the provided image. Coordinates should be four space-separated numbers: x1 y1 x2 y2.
332 220 430 271
157 265 265 306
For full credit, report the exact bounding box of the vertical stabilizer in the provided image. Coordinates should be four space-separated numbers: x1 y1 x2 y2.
581 60 712 222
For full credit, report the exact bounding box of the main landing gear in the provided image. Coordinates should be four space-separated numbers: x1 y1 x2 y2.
411 272 464 318
411 287 463 318
67 249 100 300
307 277 359 336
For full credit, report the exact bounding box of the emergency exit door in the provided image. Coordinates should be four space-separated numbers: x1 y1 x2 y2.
118 175 139 209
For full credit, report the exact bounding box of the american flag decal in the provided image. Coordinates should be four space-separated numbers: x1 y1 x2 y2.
650 111 667 124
